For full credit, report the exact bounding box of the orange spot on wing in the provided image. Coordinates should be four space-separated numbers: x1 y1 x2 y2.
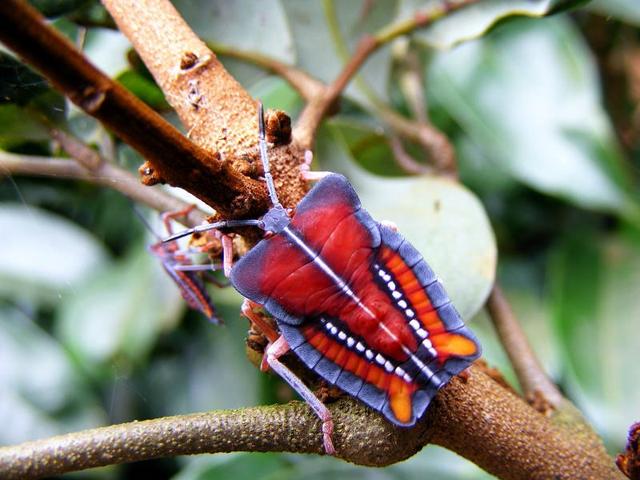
432 333 478 358
376 372 391 391
365 365 382 385
344 352 360 372
354 358 369 379
333 346 349 368
386 376 418 423
325 340 342 360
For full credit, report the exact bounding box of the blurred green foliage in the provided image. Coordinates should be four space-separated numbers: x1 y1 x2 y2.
1 1 639 479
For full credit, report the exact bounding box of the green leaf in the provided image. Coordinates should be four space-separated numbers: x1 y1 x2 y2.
117 70 170 110
28 0 91 18
0 306 105 444
83 27 131 78
0 53 50 106
56 244 184 372
550 232 640 446
400 0 574 50
0 203 108 305
174 0 293 63
318 124 497 320
428 16 633 215
174 453 288 480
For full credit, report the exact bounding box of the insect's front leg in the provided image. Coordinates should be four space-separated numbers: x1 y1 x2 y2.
265 335 336 455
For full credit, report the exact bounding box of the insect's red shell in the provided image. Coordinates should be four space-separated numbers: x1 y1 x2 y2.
231 174 480 426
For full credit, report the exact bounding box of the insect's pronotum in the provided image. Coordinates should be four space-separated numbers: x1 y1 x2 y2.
164 104 481 454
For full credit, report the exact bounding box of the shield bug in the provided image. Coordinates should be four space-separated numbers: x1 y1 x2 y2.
164 104 481 453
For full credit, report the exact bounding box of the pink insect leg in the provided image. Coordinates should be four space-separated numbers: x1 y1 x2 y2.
265 335 336 455
300 150 332 182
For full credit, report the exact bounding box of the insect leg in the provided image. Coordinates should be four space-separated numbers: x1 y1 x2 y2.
241 299 279 344
300 150 332 182
161 204 196 236
265 335 336 455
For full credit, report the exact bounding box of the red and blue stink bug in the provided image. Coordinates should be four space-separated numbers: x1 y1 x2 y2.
164 104 481 453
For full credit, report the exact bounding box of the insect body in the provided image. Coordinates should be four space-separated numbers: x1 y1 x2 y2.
164 104 481 452
232 173 481 426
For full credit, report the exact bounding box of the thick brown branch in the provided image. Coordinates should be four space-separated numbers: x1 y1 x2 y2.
486 285 563 409
0 0 267 217
0 367 621 480
101 0 308 209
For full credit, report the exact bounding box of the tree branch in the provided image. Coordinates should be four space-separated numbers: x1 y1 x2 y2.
0 366 623 480
293 0 479 150
101 0 309 209
0 150 205 228
486 285 564 409
0 0 269 218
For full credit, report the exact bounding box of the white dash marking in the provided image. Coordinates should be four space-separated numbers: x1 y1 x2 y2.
347 337 355 348
338 331 347 341
409 320 420 330
398 300 407 309
392 291 402 299
375 353 385 365
384 361 394 373
417 328 428 339
356 342 365 352
365 350 374 360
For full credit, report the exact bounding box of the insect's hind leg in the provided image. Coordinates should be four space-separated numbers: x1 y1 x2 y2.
265 335 336 455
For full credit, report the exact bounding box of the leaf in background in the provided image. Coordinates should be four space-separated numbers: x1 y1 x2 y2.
588 0 640 27
319 125 496 320
175 0 292 62
248 76 304 117
28 0 91 18
550 232 640 447
142 287 260 417
56 245 184 373
83 27 131 78
0 306 105 444
175 445 494 480
117 70 170 110
428 16 633 216
399 0 577 50
0 203 107 305
0 52 50 106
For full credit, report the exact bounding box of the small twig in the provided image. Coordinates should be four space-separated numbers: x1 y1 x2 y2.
294 0 479 150
388 135 433 174
0 0 267 217
208 42 325 101
377 106 457 175
0 150 205 228
486 284 564 409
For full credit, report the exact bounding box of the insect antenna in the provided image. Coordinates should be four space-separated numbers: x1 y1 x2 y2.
163 102 291 243
131 203 162 240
